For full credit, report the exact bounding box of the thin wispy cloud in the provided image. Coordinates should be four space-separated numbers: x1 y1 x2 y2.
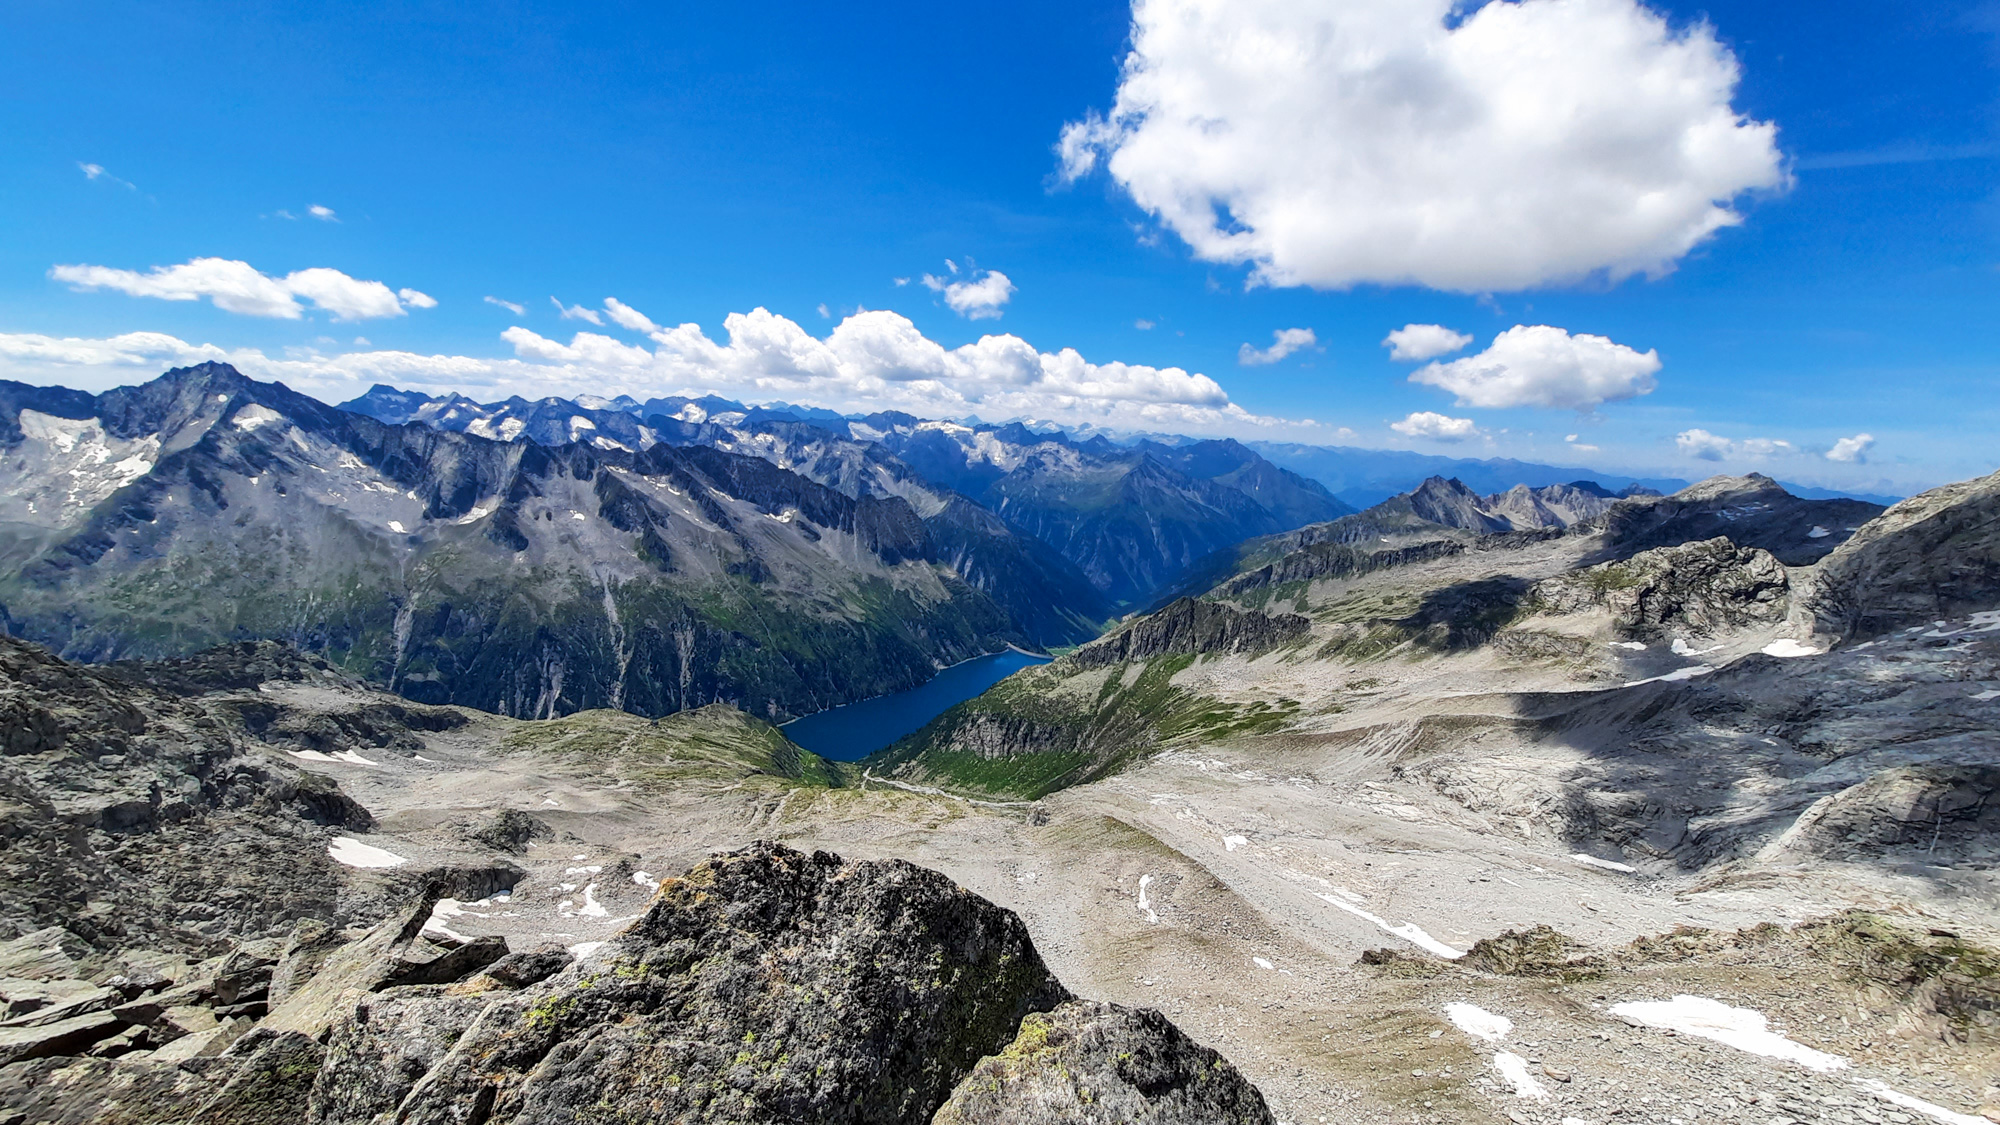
78 162 137 190
308 204 338 221
484 296 526 316
551 297 603 325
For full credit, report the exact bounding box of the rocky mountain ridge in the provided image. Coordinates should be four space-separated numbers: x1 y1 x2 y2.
0 364 1024 721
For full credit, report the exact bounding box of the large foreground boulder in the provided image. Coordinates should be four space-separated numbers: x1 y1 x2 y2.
311 841 1073 1125
933 1000 1276 1125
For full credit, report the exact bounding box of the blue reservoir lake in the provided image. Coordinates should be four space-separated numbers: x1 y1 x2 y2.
781 649 1051 762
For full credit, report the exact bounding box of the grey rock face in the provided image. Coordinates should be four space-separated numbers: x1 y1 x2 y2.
1534 536 1790 638
1804 468 2000 640
1589 473 1883 566
1073 598 1309 669
932 1000 1276 1125
0 634 371 955
312 842 1073 1125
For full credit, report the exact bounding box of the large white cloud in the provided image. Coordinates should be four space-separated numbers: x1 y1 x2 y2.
1410 325 1660 410
1059 0 1787 291
0 305 1286 435
1826 433 1874 463
1390 411 1480 442
50 257 432 321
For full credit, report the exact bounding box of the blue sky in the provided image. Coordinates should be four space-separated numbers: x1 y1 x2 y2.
1 0 1995 493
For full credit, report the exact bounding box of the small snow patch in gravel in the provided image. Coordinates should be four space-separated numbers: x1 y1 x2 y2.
1136 875 1159 924
1608 641 1646 651
567 940 607 960
1253 957 1274 970
1570 853 1637 873
1671 637 1723 656
1623 665 1713 687
328 836 407 868
1762 639 1822 658
330 749 378 766
1972 690 2000 702
1609 995 1847 1071
1808 525 1831 538
1493 1051 1549 1099
1445 1002 1512 1042
388 521 407 534
633 870 658 889
1223 834 1249 852
1855 1079 1990 1125
1314 893 1463 959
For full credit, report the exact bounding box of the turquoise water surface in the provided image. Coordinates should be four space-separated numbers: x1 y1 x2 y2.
781 649 1050 762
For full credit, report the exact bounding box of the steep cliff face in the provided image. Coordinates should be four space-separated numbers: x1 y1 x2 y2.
0 365 1018 721
1801 468 2000 640
1071 598 1309 669
341 387 1111 648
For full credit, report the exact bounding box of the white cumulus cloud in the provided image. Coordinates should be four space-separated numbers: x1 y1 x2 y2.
1058 0 1787 291
1383 324 1473 362
922 264 1016 319
1391 410 1480 441
1238 327 1317 366
1676 428 1794 461
51 258 430 321
1409 325 1660 411
0 307 1308 437
308 204 337 222
1826 433 1875 463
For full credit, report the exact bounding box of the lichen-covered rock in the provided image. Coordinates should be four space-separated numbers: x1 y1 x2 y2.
1534 537 1789 638
931 1001 1275 1125
314 841 1071 1125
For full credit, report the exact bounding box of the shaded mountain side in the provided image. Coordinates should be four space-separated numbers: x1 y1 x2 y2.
864 421 1347 608
1126 437 1353 529
0 364 1019 722
922 494 1111 646
1585 473 1884 566
341 389 1109 648
987 454 1286 608
1801 467 2000 640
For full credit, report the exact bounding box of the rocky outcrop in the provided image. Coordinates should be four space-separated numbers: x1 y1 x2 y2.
1073 598 1309 669
0 635 373 955
1802 468 2000 640
1589 473 1883 566
1533 537 1790 638
933 1001 1275 1125
310 842 1068 1124
1220 539 1464 598
1788 766 2000 856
